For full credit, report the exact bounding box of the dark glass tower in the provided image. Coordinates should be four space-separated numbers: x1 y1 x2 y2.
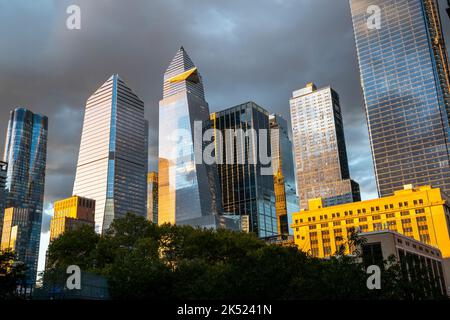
350 0 450 197
2 107 48 291
211 102 277 237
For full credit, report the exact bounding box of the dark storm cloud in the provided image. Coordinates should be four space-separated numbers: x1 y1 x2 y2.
1 0 449 261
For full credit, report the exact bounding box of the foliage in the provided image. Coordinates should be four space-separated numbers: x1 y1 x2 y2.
0 249 27 299
43 213 447 300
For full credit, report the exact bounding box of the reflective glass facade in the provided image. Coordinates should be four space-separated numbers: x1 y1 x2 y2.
290 83 361 210
0 161 7 236
269 114 299 235
3 107 48 290
211 102 277 237
73 75 147 233
158 47 221 227
350 0 450 197
147 171 158 223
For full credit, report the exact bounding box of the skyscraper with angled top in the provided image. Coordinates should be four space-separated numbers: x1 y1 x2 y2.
73 74 147 234
158 47 221 227
350 0 450 197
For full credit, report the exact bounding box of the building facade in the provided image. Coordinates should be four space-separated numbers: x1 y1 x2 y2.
50 196 95 242
290 83 360 210
2 107 48 290
360 230 448 297
350 0 450 197
291 185 450 261
73 74 147 234
147 172 158 223
269 114 299 235
211 102 277 237
158 47 221 227
0 161 7 236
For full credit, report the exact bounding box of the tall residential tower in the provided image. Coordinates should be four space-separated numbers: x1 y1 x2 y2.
73 75 148 233
350 0 450 197
158 47 221 227
290 83 360 210
2 107 48 291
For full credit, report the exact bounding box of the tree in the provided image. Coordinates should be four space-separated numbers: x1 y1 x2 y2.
0 249 27 299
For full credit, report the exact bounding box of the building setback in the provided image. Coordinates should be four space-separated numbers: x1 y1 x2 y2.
290 83 360 210
73 75 147 233
350 0 450 197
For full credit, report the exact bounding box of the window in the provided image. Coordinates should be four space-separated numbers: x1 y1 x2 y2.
400 211 409 216
416 209 425 214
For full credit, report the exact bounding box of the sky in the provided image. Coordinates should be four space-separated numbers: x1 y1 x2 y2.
0 0 449 273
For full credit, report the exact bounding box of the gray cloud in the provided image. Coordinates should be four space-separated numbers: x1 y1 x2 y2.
1 1 449 270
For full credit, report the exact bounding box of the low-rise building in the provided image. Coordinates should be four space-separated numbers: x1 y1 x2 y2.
360 230 448 296
50 196 95 242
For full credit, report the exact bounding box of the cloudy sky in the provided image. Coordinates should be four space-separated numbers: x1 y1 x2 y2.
0 0 449 272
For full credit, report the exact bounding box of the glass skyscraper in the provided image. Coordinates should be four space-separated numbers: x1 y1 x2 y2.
211 102 278 237
0 161 7 236
290 83 361 210
269 114 299 235
2 107 48 291
350 0 450 197
158 47 221 227
147 171 158 223
73 74 148 233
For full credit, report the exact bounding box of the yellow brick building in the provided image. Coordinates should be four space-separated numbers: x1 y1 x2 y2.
50 196 95 242
291 185 450 259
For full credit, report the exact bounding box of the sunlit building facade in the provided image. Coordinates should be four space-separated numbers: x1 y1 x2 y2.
0 161 7 236
158 47 221 227
147 171 158 223
269 114 299 235
73 75 147 234
290 83 360 210
292 185 450 261
211 102 277 237
350 0 450 197
2 107 48 291
49 196 95 242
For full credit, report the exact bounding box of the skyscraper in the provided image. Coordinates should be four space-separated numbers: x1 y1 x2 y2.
211 102 277 237
73 74 147 233
158 47 221 226
3 107 48 291
350 0 450 197
0 161 7 236
147 171 158 223
290 83 360 210
269 114 299 235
